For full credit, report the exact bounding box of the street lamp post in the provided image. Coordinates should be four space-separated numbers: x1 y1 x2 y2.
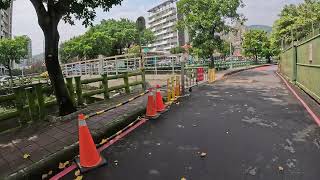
136 17 146 90
181 44 192 95
136 16 146 69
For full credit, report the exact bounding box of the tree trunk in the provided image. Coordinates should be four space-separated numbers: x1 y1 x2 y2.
267 55 271 64
209 55 215 68
7 64 13 87
43 19 76 116
7 65 12 79
255 54 258 64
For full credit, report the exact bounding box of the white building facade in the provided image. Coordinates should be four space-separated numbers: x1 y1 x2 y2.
0 2 13 75
0 2 12 39
148 0 188 52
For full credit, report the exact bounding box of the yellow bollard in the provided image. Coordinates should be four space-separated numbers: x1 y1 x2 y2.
171 76 176 101
167 78 172 102
208 68 216 83
212 68 216 81
175 76 180 97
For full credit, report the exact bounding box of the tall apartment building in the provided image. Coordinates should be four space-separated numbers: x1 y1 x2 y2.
0 2 13 39
0 2 13 75
148 0 189 52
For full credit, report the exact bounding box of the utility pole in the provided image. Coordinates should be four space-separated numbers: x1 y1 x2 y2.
136 16 146 69
230 42 232 56
312 21 315 36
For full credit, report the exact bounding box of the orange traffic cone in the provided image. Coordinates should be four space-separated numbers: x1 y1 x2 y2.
146 88 158 118
75 114 106 173
155 85 166 112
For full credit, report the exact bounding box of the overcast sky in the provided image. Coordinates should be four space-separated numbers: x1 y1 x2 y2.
12 0 303 55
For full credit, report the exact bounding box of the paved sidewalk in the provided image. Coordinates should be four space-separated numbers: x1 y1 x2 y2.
0 92 147 178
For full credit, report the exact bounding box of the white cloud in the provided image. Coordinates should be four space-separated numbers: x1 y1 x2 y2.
12 0 303 55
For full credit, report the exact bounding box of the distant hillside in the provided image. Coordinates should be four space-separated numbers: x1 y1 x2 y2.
248 25 272 33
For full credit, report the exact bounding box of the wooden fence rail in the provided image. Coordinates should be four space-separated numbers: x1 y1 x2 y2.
0 70 146 129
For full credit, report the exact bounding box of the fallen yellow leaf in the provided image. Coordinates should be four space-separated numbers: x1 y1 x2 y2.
75 170 81 176
42 174 48 179
99 139 108 145
58 162 65 169
64 161 70 166
74 175 83 180
23 154 31 159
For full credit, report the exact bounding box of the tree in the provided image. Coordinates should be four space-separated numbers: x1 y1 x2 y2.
242 30 271 62
60 19 155 63
170 46 185 54
219 41 234 58
0 36 28 80
1 0 123 115
177 0 244 68
271 0 320 48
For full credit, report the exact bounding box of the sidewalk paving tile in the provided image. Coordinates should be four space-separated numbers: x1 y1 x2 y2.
44 140 69 154
8 156 33 171
20 142 41 154
11 139 34 150
32 133 58 147
0 143 17 154
58 134 78 144
28 148 51 163
2 150 23 163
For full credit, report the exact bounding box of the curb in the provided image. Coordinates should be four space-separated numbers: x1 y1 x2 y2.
276 71 320 126
220 64 272 79
5 106 146 180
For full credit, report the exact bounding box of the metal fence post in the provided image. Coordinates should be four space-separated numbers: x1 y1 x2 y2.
293 43 298 83
74 76 83 106
172 57 175 75
25 87 38 122
102 74 110 100
141 68 146 90
35 83 45 121
13 87 28 126
181 56 186 95
66 77 75 105
124 72 130 94
99 58 104 75
115 57 119 76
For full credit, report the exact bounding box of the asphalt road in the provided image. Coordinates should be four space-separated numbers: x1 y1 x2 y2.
62 65 320 180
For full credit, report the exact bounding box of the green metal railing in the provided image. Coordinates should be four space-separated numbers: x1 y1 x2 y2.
280 35 320 103
0 70 146 128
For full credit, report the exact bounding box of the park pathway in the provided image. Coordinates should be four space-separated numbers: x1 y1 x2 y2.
62 65 320 180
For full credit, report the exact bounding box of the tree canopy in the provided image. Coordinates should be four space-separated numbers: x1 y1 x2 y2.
242 29 272 62
1 0 125 115
0 36 28 78
60 19 155 63
271 0 320 48
177 0 244 67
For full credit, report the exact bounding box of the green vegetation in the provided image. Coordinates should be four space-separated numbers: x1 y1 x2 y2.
0 36 28 79
60 19 155 63
248 25 272 33
271 0 320 47
0 0 124 116
177 0 244 68
170 47 185 54
242 30 274 63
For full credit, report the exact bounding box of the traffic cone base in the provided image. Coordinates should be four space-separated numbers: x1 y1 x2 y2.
146 93 159 119
75 114 107 173
75 155 107 173
155 91 167 113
